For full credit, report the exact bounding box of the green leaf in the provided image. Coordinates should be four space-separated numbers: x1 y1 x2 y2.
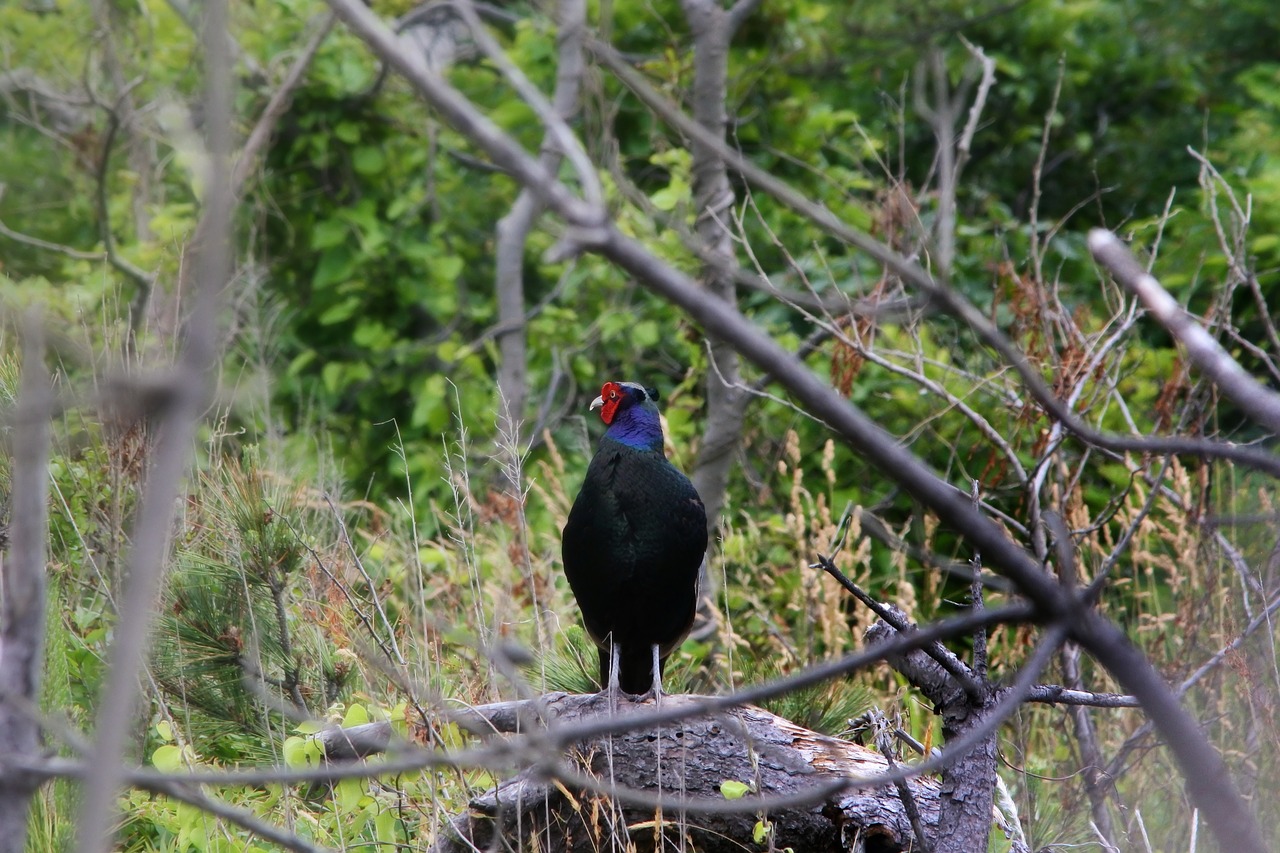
318 296 360 325
633 319 660 348
334 121 361 144
719 779 751 800
336 778 366 812
489 99 536 131
437 722 466 750
313 246 356 289
410 374 448 430
286 350 317 378
375 808 400 845
151 744 185 773
283 735 324 768
322 361 345 394
342 703 370 727
353 319 391 348
431 253 464 284
650 178 688 212
310 218 349 250
352 146 386 176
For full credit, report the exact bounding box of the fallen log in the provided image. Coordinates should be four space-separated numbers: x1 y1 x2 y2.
379 691 945 853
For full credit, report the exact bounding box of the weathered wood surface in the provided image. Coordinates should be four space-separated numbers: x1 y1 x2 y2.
418 692 940 853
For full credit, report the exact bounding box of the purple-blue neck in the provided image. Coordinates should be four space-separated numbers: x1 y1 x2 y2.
603 404 664 452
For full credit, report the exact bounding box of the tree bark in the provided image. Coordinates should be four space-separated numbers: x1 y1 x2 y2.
493 0 586 449
426 692 942 853
0 322 53 853
683 0 756 543
866 617 1002 852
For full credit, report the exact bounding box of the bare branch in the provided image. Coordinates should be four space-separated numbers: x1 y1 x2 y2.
917 47 959 274
1028 56 1065 286
232 12 337 194
1104 588 1280 783
134 778 325 853
1023 685 1139 708
679 0 755 574
324 0 600 229
1089 228 1280 435
955 36 996 173
0 211 113 261
725 0 764 33
873 715 934 853
92 94 162 336
813 555 985 701
454 0 599 208
324 494 406 666
1061 636 1118 843
73 0 234 846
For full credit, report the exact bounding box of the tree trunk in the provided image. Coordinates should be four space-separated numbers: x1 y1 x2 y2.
866 619 1001 852
0 325 53 853
494 0 586 451
681 0 757 639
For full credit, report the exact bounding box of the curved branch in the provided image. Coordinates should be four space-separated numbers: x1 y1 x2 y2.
135 778 323 853
231 12 337 194
1089 228 1280 436
451 0 600 208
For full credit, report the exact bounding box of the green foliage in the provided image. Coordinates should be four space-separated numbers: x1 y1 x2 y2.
148 454 347 756
530 624 600 693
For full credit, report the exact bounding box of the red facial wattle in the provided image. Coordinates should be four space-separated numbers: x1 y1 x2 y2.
596 381 624 425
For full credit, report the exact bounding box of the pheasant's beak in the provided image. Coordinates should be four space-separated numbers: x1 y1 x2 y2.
589 395 604 411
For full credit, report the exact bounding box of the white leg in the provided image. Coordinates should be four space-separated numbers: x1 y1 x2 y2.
651 644 663 708
608 640 621 713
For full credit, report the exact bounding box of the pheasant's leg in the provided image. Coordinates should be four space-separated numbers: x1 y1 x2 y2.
650 643 663 709
607 640 621 714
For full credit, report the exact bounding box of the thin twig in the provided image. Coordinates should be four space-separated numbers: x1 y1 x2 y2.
324 494 406 666
1089 228 1280 435
1028 56 1065 286
812 554 985 701
874 716 933 853
135 779 327 853
451 0 601 208
232 12 337 193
